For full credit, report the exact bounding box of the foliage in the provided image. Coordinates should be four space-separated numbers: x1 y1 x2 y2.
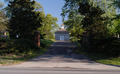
70 37 79 42
5 0 59 40
38 13 59 39
115 19 120 34
0 2 4 8
79 3 109 38
0 38 38 55
61 0 84 39
63 14 84 39
107 0 120 35
113 0 120 9
0 38 53 55
4 0 44 17
0 2 7 31
0 38 13 54
0 38 53 65
13 39 38 53
109 16 120 35
40 39 53 48
34 1 44 11
74 37 120 66
75 36 120 57
62 0 116 20
90 37 120 56
7 0 42 39
62 0 116 39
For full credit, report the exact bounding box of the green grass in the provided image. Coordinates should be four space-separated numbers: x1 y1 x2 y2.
0 39 53 65
0 49 43 65
74 40 120 66
83 52 120 66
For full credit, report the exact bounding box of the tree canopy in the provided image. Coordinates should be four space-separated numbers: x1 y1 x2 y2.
37 12 59 39
2 0 59 40
61 0 117 39
7 0 42 39
0 2 7 31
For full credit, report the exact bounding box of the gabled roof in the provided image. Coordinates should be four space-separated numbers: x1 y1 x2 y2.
55 28 69 34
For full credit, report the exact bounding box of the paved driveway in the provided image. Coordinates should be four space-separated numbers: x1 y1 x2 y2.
6 41 120 70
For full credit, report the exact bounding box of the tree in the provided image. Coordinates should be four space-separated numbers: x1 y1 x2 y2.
110 18 120 35
0 2 4 8
0 2 7 31
61 0 85 39
63 14 84 39
4 0 44 18
104 0 120 37
38 13 59 39
113 0 120 9
7 0 42 39
79 1 109 38
61 0 116 39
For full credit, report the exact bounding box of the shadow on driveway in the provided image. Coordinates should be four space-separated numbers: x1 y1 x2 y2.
30 41 96 63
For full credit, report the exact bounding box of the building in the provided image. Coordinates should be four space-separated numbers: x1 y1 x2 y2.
55 24 69 41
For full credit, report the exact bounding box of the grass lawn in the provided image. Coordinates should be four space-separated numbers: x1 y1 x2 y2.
83 52 120 66
75 41 120 66
0 39 53 65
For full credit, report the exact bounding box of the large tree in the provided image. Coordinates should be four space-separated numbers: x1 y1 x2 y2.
61 0 116 39
113 0 120 31
38 13 59 39
0 2 7 31
113 0 120 9
79 1 109 38
7 0 42 39
63 14 84 39
61 0 84 39
4 0 44 17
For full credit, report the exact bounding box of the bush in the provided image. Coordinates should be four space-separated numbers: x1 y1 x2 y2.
0 38 14 54
40 39 53 48
0 38 53 55
0 38 38 55
89 37 120 56
13 39 38 53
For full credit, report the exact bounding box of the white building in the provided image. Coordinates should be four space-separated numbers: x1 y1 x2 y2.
55 24 69 41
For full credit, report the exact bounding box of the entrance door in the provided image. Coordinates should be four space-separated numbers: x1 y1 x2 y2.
60 36 64 41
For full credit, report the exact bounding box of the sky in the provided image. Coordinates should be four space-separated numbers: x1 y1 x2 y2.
1 0 65 27
36 0 65 26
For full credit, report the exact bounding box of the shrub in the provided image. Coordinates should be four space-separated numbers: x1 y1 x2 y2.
0 38 14 54
0 38 38 55
89 37 120 56
70 37 78 42
40 39 53 48
0 38 54 55
13 39 38 53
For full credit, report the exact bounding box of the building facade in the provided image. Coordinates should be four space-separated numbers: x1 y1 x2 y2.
55 24 69 41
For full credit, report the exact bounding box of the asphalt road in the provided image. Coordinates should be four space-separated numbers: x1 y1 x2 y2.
0 67 120 74
3 41 120 70
46 41 77 55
